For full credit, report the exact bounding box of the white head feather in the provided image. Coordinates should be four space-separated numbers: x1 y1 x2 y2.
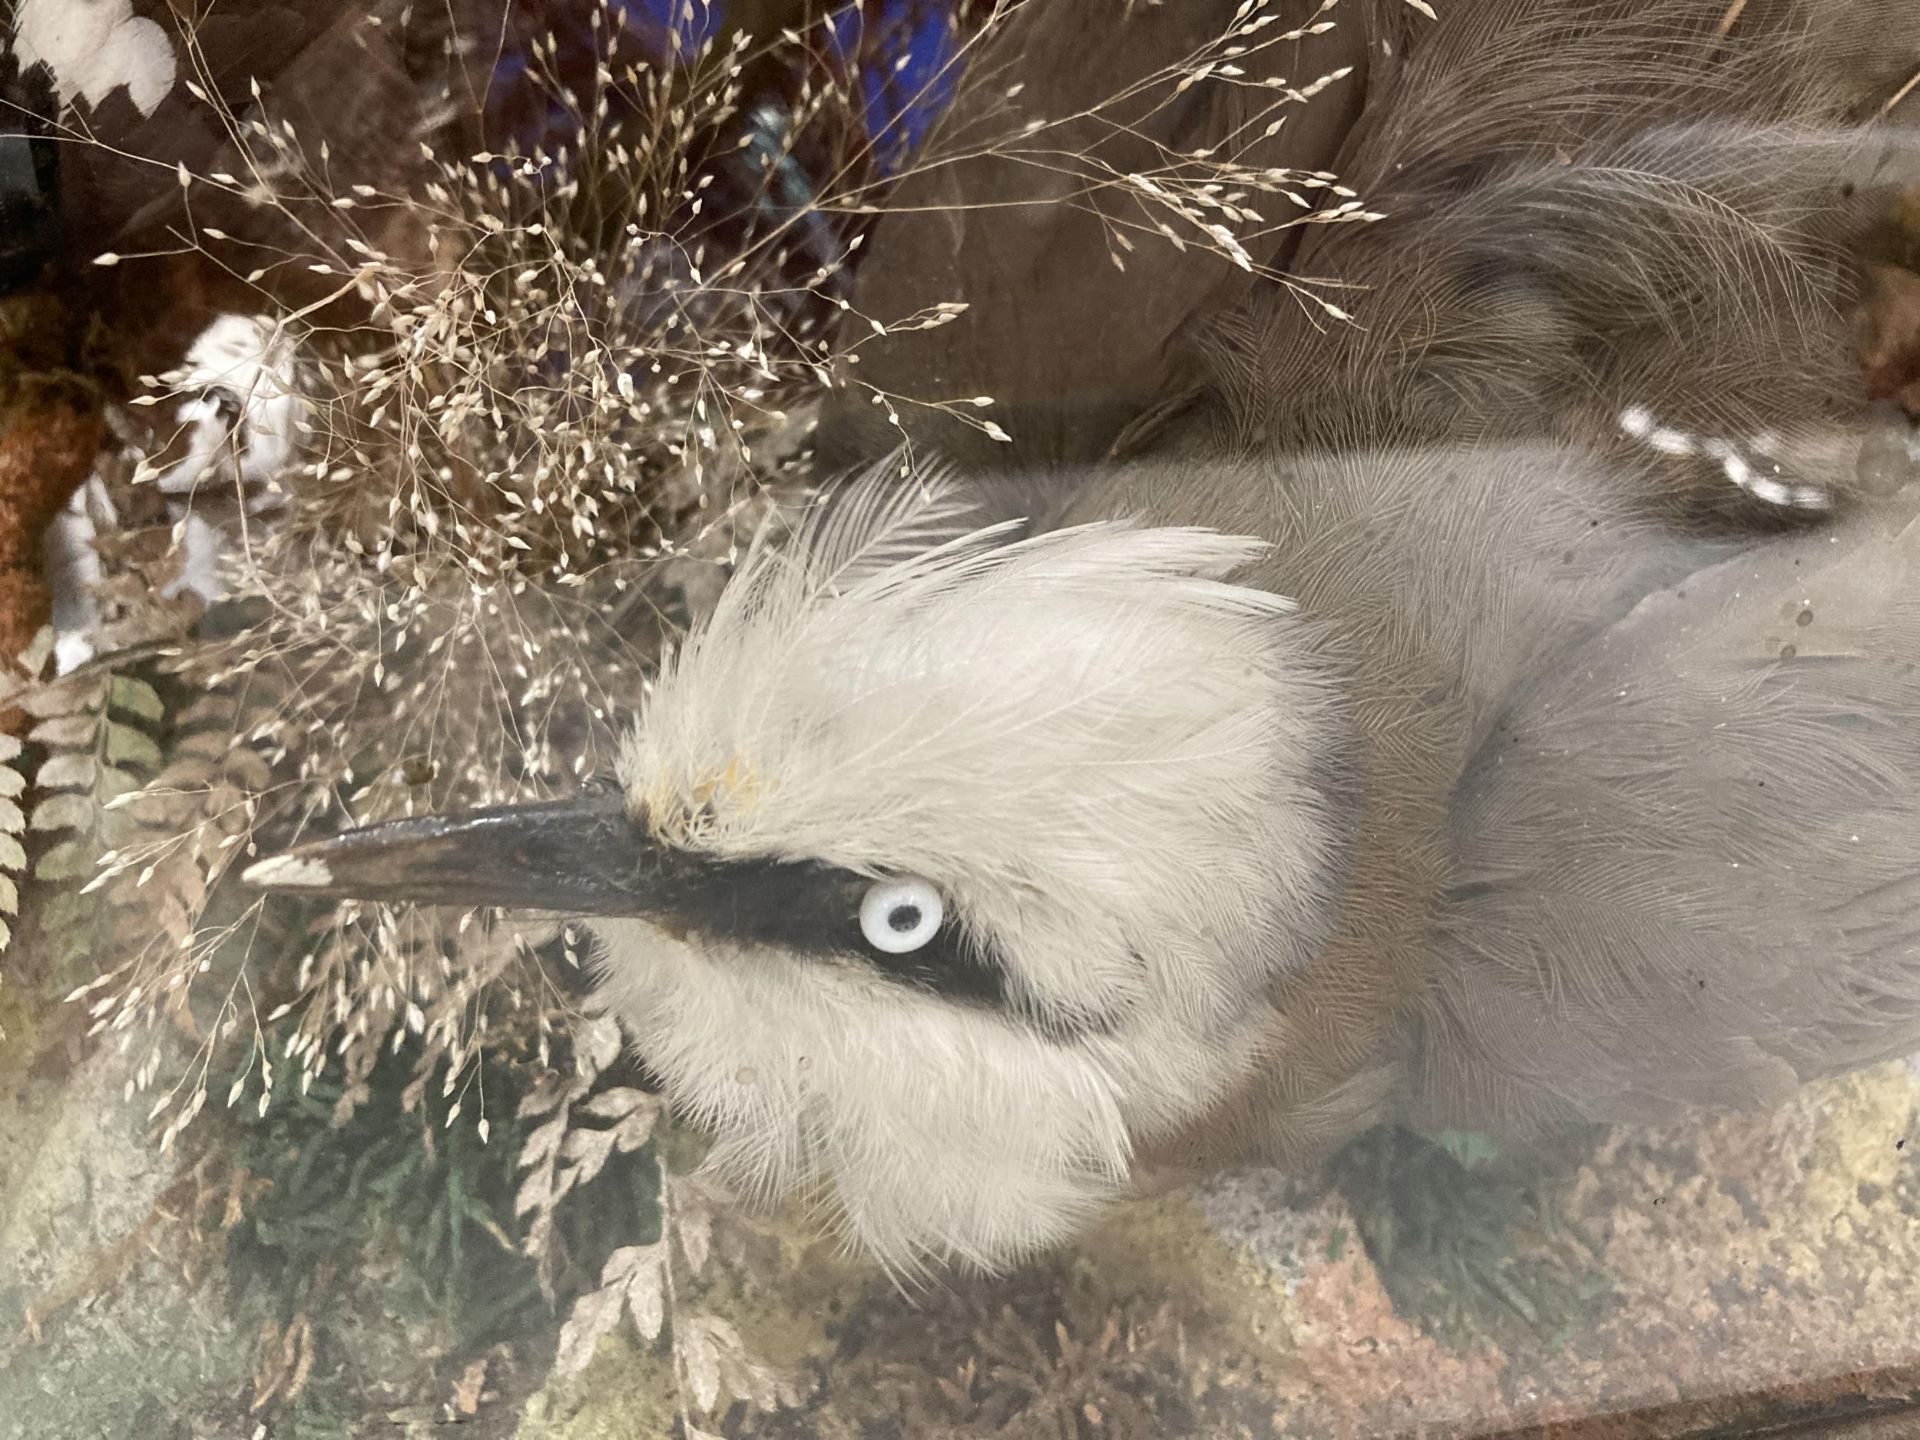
598 462 1351 1272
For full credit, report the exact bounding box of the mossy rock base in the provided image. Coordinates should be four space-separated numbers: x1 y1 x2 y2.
8 1022 1920 1439
514 1065 1920 1439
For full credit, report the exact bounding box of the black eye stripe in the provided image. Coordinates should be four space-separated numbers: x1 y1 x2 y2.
629 842 1118 1039
638 849 1007 1008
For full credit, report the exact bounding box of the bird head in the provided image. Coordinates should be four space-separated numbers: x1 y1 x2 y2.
244 465 1353 1272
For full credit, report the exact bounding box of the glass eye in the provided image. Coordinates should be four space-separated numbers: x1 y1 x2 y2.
859 876 944 954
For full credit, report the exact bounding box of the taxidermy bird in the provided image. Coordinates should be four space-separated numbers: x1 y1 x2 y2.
247 0 1920 1273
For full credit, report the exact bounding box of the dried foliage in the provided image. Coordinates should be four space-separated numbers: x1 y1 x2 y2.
516 1007 801 1427
30 0 856 1157
871 1285 1199 1440
0 731 24 958
18 0 1385 1153
1 0 1392 1420
2 636 172 995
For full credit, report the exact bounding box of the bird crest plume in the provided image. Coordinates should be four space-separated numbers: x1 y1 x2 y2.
627 456 1303 859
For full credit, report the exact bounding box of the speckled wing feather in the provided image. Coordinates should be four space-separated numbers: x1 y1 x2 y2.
1412 484 1920 1138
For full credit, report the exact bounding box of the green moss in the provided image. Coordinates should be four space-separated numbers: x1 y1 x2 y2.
0 980 36 1101
1330 1125 1612 1349
515 1332 682 1440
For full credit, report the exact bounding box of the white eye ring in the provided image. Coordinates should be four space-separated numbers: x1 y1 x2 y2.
859 876 945 954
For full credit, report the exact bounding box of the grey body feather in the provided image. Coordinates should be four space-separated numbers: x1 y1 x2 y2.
811 0 1920 1216
1418 497 1920 1133
1064 437 1920 1166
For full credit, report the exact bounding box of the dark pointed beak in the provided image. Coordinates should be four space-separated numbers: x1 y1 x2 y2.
240 790 660 915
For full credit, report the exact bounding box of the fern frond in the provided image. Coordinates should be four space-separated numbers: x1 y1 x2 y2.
0 732 26 957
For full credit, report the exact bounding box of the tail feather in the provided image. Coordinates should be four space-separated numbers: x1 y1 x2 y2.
1189 0 1920 519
